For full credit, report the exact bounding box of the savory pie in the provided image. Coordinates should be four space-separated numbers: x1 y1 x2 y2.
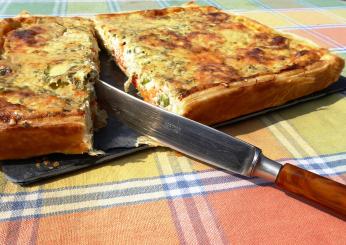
94 4 344 125
1 5 344 160
0 13 100 160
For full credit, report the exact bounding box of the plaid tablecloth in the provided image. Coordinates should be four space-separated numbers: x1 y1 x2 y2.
1 0 346 244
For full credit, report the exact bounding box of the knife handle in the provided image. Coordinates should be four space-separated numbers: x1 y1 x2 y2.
275 163 346 216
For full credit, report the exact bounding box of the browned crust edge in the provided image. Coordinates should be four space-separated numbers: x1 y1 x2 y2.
96 4 214 19
0 116 89 160
181 54 345 125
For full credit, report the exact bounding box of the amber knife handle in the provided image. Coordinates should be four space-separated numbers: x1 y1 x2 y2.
275 163 346 216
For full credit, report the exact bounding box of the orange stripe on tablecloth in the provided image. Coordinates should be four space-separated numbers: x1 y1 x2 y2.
208 186 346 244
165 152 227 244
168 198 199 244
267 9 346 48
0 219 38 244
193 196 227 244
36 200 178 244
285 29 334 48
0 188 41 244
280 10 345 26
0 222 9 244
314 27 346 46
17 218 39 244
158 152 224 244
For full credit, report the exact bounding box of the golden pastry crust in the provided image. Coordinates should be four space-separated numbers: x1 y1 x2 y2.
0 116 88 160
95 4 344 125
0 14 99 160
181 54 344 124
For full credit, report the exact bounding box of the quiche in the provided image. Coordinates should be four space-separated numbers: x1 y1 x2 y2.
0 14 100 160
95 4 344 125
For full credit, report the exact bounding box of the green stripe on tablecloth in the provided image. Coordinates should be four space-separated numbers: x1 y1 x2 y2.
2 1 57 15
117 1 162 11
66 2 109 14
165 0 214 7
303 0 346 7
259 0 306 9
212 0 259 10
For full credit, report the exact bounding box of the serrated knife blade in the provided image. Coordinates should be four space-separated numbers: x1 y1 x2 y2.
96 79 346 216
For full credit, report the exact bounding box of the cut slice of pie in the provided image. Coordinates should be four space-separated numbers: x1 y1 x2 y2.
94 4 344 125
0 14 100 160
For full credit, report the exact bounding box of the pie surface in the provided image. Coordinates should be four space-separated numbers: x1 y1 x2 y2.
95 4 344 124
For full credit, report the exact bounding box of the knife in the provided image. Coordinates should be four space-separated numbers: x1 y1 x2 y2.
96 80 346 216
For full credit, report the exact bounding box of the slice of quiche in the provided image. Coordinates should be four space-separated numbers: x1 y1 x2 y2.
95 4 344 125
0 14 100 160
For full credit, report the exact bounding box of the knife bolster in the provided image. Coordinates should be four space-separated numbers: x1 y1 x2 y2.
252 155 282 182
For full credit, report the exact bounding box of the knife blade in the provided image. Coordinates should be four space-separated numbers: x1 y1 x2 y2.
96 79 346 216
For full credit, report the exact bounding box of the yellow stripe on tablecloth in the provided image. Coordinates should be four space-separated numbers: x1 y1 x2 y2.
277 94 346 155
329 9 346 20
281 10 346 25
238 11 293 28
42 148 161 190
222 118 292 160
